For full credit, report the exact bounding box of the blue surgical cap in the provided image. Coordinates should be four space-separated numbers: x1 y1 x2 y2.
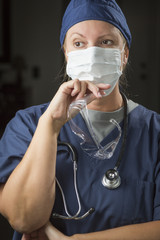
60 0 132 48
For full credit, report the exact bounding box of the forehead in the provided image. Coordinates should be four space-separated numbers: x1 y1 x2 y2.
66 20 122 39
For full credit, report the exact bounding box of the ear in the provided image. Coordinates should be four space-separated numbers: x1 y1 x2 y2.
63 46 68 61
123 46 129 65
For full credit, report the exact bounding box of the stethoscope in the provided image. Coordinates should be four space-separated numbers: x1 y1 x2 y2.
102 92 128 189
52 92 128 220
52 141 95 220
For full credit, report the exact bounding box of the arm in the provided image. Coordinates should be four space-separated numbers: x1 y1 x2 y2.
0 111 58 233
0 80 109 233
73 221 160 240
22 227 49 240
43 221 160 240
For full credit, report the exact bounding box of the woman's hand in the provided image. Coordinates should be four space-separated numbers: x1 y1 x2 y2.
45 79 110 132
22 222 76 240
22 227 49 240
44 222 70 240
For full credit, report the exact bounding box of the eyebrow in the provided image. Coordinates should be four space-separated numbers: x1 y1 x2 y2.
70 32 86 38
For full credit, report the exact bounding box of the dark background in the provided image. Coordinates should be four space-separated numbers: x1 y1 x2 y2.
0 0 160 239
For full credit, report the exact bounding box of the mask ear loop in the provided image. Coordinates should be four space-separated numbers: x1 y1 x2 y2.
120 44 126 71
121 44 126 53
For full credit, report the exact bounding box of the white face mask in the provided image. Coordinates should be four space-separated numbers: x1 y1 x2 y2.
66 46 123 96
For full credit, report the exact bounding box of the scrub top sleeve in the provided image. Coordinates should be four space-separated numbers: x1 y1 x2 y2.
0 110 35 183
153 144 160 221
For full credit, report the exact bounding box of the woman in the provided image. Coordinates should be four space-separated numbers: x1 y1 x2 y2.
0 0 160 239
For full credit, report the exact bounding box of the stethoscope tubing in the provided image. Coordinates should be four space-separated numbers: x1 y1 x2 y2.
53 141 94 220
54 161 81 219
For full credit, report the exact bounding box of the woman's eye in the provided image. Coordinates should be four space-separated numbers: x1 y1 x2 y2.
74 42 84 48
101 40 113 46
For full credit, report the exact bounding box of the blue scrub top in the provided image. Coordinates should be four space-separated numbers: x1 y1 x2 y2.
0 102 160 239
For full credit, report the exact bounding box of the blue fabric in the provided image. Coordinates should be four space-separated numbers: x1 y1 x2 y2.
60 0 132 48
0 103 49 183
12 231 22 240
0 103 160 239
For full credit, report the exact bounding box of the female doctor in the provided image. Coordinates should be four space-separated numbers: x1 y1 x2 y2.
0 0 160 239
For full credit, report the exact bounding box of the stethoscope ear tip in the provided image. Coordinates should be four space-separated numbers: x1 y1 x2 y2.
89 208 95 214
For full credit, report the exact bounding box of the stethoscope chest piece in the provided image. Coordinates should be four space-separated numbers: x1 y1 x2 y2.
102 169 121 190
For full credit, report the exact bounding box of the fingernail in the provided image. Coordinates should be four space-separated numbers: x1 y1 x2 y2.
101 91 107 96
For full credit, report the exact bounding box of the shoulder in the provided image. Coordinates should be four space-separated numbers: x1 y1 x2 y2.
2 102 49 138
15 102 49 121
129 102 160 119
13 102 49 123
128 102 160 132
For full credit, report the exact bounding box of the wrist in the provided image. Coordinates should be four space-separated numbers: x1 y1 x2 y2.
39 112 62 136
71 234 80 240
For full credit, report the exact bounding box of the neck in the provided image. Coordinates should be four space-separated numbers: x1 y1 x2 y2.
87 87 123 112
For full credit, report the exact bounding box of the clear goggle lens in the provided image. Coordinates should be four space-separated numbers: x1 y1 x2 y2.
68 98 122 160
